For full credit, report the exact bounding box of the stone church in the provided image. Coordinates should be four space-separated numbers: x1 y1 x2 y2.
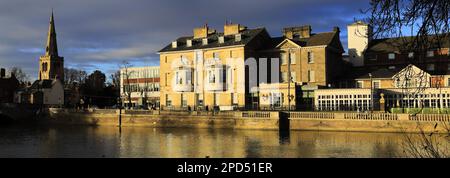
16 11 64 106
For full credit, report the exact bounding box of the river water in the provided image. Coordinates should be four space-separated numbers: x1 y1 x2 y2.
0 125 447 158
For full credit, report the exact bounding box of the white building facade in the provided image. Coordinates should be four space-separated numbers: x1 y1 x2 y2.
120 66 160 108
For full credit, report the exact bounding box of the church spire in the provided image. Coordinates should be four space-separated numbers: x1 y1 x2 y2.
45 10 58 56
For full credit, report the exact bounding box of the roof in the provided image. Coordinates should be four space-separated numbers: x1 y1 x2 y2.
159 28 267 52
367 33 450 53
291 32 340 47
30 80 57 89
262 31 343 51
342 66 405 80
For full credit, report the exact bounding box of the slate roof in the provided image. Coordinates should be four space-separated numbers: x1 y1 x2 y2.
30 80 55 89
262 31 343 51
160 28 344 53
342 66 405 80
159 28 267 52
367 33 450 53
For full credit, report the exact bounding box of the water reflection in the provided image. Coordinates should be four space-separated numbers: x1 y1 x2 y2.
0 125 447 158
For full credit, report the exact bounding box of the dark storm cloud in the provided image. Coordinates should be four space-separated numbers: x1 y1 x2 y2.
0 0 369 79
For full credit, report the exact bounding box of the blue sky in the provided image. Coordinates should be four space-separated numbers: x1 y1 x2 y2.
0 0 370 80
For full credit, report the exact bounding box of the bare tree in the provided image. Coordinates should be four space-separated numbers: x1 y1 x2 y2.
110 70 120 88
120 61 134 109
64 68 87 86
362 0 450 114
363 1 450 158
402 122 450 158
9 66 29 84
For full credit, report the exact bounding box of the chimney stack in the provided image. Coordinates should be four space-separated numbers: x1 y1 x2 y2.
0 68 5 78
283 25 312 39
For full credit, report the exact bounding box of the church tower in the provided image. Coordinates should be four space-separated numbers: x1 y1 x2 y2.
38 11 64 82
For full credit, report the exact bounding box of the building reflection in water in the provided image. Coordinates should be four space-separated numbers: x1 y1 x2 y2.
0 125 448 158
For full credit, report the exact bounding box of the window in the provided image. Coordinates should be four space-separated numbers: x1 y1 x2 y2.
208 70 215 83
281 72 288 82
165 73 168 86
235 34 242 42
176 72 182 84
213 52 220 59
186 40 192 47
281 53 288 65
166 94 172 107
290 52 296 64
388 53 395 60
356 81 363 88
290 72 296 82
172 41 177 48
427 64 435 71
307 51 314 63
373 81 380 89
427 50 434 57
181 94 187 107
186 70 192 84
408 52 414 58
448 78 450 87
165 56 168 63
308 70 315 82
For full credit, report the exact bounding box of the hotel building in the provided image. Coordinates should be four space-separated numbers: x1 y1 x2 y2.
158 23 347 110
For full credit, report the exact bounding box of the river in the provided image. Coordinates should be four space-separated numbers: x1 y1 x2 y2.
0 124 447 158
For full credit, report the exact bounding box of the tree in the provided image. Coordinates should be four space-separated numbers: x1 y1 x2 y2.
85 70 106 92
362 0 449 114
120 61 134 109
363 0 450 158
110 70 120 88
64 68 87 86
9 66 29 84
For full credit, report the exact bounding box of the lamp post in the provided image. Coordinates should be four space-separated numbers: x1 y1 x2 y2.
117 97 122 127
369 73 373 113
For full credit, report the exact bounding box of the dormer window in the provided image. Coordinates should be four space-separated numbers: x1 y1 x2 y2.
388 53 395 60
408 52 414 58
218 36 225 44
186 40 192 47
202 38 208 45
427 50 434 57
235 34 241 42
171 41 177 48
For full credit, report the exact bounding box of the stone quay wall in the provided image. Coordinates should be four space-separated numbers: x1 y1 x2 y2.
45 109 450 133
45 109 280 130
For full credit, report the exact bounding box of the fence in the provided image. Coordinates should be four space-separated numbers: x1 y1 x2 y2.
343 113 398 121
289 112 335 119
409 114 450 122
240 111 275 118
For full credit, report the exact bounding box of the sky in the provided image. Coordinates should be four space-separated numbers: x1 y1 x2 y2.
0 0 370 80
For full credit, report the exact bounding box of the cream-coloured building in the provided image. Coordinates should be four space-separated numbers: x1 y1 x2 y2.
159 23 272 110
159 23 347 110
120 66 160 108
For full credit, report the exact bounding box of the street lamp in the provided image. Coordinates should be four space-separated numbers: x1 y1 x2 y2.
368 73 373 113
117 97 122 127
